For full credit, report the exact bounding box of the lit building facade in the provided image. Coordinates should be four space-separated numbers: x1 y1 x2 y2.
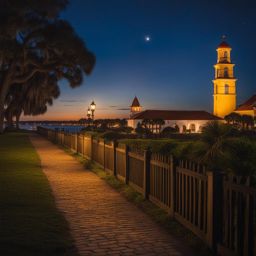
213 40 237 118
127 97 221 133
235 95 256 118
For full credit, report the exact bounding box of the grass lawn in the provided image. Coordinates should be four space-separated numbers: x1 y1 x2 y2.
0 132 77 256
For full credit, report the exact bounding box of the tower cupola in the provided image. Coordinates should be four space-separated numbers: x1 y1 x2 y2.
213 37 237 118
130 96 142 117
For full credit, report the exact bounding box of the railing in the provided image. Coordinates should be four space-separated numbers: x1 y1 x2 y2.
218 176 256 256
175 160 211 245
92 138 104 168
37 126 256 255
104 141 115 174
149 153 173 212
128 149 145 194
116 143 126 181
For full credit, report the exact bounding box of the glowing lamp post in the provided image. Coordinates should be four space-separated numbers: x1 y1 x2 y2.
90 101 96 120
87 107 91 119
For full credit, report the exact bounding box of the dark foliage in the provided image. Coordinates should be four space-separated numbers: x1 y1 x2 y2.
0 0 95 132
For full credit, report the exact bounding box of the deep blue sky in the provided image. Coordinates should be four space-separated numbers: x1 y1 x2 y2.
28 0 256 120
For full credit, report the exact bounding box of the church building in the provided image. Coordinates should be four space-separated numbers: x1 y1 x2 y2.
127 97 221 133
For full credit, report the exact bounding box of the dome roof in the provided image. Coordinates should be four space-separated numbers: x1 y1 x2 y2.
217 41 231 49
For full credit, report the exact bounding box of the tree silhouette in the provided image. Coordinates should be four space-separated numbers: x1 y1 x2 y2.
224 112 241 125
5 73 60 128
0 0 95 132
241 114 254 129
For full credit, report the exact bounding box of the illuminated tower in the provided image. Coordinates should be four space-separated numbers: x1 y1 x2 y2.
213 38 237 118
130 96 142 117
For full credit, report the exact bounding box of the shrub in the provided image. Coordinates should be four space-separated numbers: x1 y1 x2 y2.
99 131 125 141
225 137 256 176
161 126 179 135
119 138 193 158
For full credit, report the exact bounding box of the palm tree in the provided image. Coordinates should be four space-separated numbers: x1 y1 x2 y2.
241 115 254 129
224 112 241 125
192 121 235 171
157 118 165 133
155 119 165 133
142 119 150 130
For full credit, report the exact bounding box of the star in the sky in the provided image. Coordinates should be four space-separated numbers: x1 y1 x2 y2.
145 35 151 42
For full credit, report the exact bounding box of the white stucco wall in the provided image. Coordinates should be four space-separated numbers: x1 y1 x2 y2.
127 119 213 133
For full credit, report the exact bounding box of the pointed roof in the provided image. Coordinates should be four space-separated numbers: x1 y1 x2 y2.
131 96 140 107
236 95 256 111
217 41 231 49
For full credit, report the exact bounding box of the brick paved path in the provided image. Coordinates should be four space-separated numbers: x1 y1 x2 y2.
30 134 194 256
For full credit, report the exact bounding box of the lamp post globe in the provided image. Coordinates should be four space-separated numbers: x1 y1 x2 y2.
90 101 96 120
87 107 91 119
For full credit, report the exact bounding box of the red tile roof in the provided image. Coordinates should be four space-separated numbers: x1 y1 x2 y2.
236 95 256 111
218 41 231 49
131 96 140 107
131 110 222 120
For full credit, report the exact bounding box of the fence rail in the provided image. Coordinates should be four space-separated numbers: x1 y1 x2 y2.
37 126 256 256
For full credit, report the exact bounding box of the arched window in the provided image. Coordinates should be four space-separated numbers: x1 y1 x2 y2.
224 67 228 77
225 84 229 94
224 51 228 58
189 124 196 132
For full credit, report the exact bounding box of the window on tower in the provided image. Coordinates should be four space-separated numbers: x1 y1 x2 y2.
225 84 229 94
224 67 228 78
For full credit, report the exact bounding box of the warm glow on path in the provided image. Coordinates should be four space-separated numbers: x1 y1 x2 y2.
30 134 194 255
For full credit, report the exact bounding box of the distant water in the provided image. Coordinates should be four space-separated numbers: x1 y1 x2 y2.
4 123 84 133
5 123 85 133
40 125 85 133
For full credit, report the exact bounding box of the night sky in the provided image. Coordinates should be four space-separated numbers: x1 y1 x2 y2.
24 0 256 120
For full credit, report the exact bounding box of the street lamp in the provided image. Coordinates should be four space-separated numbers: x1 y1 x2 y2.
87 107 91 119
90 100 96 120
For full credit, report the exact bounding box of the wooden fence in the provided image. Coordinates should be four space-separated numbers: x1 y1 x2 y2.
37 126 256 256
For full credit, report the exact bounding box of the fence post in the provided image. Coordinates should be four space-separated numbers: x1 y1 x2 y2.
143 149 151 199
76 133 79 153
215 172 224 253
103 139 106 171
169 155 175 218
206 171 224 251
113 141 117 177
90 136 93 160
75 133 78 152
206 171 214 248
82 135 84 156
125 145 129 185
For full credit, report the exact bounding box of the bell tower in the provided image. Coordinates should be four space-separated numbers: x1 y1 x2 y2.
213 37 237 118
130 96 142 117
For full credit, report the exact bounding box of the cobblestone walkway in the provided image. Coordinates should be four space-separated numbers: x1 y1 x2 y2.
30 134 194 256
